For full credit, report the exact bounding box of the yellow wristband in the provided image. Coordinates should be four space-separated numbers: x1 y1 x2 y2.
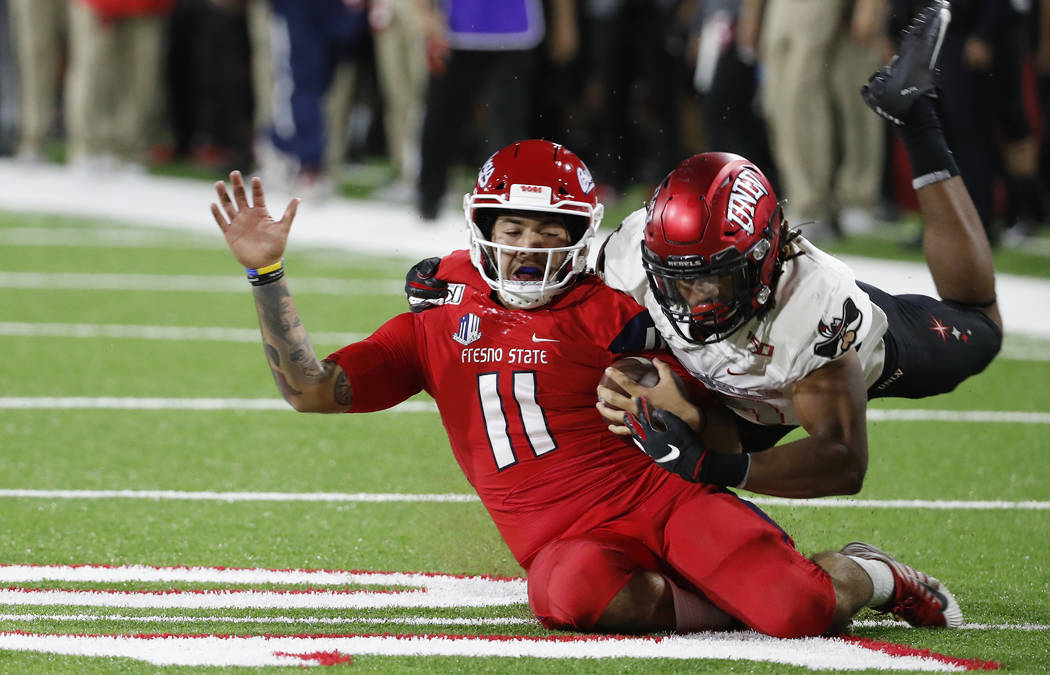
247 259 285 286
247 260 284 277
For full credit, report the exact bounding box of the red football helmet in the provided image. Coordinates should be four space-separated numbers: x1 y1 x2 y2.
464 139 604 308
642 152 784 344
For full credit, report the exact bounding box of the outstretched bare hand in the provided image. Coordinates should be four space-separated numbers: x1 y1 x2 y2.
211 170 299 269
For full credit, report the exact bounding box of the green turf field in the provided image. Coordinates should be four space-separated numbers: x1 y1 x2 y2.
0 210 1048 672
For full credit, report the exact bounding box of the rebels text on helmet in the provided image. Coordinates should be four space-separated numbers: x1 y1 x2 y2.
725 169 768 235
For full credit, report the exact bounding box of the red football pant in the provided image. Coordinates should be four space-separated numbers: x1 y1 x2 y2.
527 484 836 638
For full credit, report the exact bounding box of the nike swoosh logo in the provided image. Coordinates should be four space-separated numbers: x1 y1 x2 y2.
924 581 949 613
726 368 747 376
653 444 680 464
531 334 559 343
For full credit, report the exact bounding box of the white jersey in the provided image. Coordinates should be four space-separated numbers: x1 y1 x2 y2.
599 208 889 425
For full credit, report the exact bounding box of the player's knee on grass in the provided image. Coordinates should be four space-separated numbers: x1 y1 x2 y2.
595 569 675 634
721 542 836 639
527 533 662 632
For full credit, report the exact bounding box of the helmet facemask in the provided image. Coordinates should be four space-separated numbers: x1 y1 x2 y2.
643 229 775 344
467 205 599 309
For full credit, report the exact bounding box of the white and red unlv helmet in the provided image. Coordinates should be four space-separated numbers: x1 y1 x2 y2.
464 139 604 309
642 152 784 344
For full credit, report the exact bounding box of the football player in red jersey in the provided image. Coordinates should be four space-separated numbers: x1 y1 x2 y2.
213 139 962 636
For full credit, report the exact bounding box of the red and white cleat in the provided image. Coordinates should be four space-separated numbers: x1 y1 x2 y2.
842 541 963 628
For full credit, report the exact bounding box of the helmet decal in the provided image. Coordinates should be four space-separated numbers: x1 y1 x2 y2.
576 165 595 194
509 183 552 204
725 168 768 235
478 156 495 188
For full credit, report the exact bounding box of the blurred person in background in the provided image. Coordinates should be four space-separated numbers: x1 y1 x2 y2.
1034 0 1050 242
8 0 67 163
166 0 255 173
998 0 1047 245
0 1 15 155
575 0 685 204
65 0 173 174
257 0 368 199
245 0 272 147
687 0 779 193
370 0 427 202
743 0 889 241
416 0 578 220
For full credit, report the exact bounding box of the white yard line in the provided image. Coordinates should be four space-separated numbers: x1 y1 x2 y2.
0 564 517 586
0 322 364 345
0 566 526 609
865 409 1050 424
0 489 478 502
852 619 1049 631
3 321 1048 362
0 489 1045 511
2 396 1049 425
0 272 401 295
1 613 1043 632
0 397 434 412
1001 345 1050 362
747 497 1050 510
0 612 532 626
0 567 526 620
0 226 220 249
0 630 993 670
0 588 522 610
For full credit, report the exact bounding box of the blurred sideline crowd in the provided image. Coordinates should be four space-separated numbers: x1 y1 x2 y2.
1 0 1048 246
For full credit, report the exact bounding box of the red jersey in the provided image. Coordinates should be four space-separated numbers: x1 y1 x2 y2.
328 251 682 568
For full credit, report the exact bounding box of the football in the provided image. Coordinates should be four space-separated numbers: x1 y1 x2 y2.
599 356 660 397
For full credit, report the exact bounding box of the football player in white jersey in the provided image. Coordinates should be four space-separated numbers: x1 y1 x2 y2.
594 0 1002 498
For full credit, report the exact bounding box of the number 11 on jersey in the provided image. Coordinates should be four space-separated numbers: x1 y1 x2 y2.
477 371 557 470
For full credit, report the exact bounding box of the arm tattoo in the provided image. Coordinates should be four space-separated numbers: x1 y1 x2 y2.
253 280 331 405
271 368 302 398
333 368 353 407
290 346 324 378
255 282 300 346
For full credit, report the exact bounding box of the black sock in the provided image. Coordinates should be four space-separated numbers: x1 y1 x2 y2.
897 96 960 190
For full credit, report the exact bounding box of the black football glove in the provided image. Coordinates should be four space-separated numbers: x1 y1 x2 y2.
405 257 448 313
623 398 750 487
